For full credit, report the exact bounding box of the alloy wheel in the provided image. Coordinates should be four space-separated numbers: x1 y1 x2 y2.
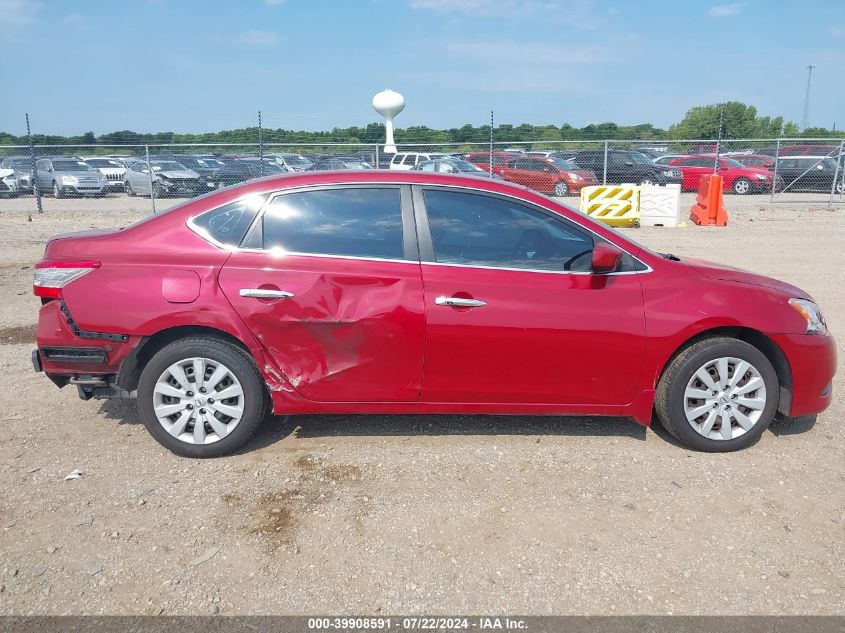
734 178 751 194
683 356 767 440
553 181 568 196
153 357 245 445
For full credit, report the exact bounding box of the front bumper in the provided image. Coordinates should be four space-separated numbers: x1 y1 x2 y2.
770 332 837 417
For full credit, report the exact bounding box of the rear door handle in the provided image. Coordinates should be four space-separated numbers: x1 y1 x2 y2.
435 296 487 308
239 288 295 299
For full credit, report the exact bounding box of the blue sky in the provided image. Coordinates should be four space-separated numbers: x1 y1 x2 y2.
1 0 844 135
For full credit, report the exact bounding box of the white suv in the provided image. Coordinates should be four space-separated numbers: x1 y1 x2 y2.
389 152 446 171
82 157 127 190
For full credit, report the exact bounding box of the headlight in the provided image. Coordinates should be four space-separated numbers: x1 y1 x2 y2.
61 175 77 184
789 298 827 335
567 172 582 180
661 170 674 177
754 174 767 180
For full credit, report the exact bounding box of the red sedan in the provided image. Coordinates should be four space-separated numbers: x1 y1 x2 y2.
32 171 835 457
670 156 778 194
501 156 597 196
465 151 523 177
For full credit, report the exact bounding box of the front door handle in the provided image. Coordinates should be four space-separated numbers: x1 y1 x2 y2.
239 288 295 299
435 296 487 308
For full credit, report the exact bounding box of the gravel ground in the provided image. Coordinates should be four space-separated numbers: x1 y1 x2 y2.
0 193 842 616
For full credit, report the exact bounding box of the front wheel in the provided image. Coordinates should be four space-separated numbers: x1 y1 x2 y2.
137 337 268 457
655 337 779 452
125 181 135 197
733 177 751 195
552 181 569 196
53 181 64 198
835 181 845 195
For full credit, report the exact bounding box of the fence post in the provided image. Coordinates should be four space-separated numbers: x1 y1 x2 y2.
602 140 608 185
26 113 43 215
830 139 844 207
489 110 494 178
374 143 380 169
258 110 264 176
770 138 781 203
145 145 156 215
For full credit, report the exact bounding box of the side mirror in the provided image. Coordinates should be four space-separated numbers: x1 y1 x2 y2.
591 242 623 274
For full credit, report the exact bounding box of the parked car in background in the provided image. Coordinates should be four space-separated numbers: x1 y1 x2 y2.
687 144 718 155
726 154 776 170
635 148 669 160
31 170 835 457
389 152 447 171
0 156 34 192
35 157 109 198
653 154 689 166
669 156 778 194
779 144 841 158
412 157 498 178
266 153 314 172
82 157 127 190
775 157 845 194
464 151 524 177
151 154 219 180
567 149 682 186
206 159 285 189
123 160 200 197
307 156 374 171
502 156 597 196
0 167 18 197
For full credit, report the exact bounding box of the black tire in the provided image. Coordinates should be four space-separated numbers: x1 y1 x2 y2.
655 337 779 452
151 181 162 198
125 181 135 197
137 337 268 458
836 181 845 195
552 181 569 196
639 177 656 186
733 177 751 195
53 181 64 199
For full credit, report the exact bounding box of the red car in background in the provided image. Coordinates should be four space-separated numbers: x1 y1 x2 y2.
669 155 779 194
501 156 597 196
465 151 523 177
727 154 776 170
31 171 834 457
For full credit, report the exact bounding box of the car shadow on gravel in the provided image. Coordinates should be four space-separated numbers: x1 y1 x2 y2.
236 413 648 454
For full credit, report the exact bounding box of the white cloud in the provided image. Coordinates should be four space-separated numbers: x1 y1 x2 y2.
442 39 599 64
236 29 282 47
410 0 559 16
0 0 40 25
707 3 744 17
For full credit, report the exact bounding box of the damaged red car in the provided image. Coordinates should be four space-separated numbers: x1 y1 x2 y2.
32 171 836 457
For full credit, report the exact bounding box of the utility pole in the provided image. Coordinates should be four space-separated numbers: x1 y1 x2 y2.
258 110 264 176
26 113 42 216
802 64 815 130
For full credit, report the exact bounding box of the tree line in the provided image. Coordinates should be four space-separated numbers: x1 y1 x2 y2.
1 102 841 147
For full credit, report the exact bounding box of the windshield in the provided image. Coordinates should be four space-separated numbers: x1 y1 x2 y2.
548 158 577 171
722 158 745 168
282 155 312 166
629 152 651 165
85 159 122 167
151 161 185 171
53 160 91 171
450 159 484 172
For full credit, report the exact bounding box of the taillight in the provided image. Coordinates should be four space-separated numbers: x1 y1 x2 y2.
33 260 100 299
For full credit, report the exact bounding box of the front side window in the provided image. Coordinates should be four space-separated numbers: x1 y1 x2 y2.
403 154 417 166
423 189 595 272
262 187 404 260
192 195 267 247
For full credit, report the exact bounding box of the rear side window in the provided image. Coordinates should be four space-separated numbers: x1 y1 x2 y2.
192 194 267 247
262 187 404 260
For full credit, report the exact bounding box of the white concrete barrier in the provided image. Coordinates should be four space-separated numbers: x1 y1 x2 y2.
639 184 681 227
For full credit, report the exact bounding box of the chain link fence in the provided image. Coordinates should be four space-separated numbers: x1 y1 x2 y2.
1 137 842 216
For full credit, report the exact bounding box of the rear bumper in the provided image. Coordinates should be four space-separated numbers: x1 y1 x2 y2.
770 332 837 417
34 299 140 384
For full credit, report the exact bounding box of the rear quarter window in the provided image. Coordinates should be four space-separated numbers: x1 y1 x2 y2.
191 195 268 247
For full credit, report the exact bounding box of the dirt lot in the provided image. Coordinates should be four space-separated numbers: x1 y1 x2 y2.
0 194 842 616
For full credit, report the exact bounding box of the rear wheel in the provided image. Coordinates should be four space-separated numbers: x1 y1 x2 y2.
733 177 751 195
137 337 268 457
655 337 778 452
552 181 569 196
